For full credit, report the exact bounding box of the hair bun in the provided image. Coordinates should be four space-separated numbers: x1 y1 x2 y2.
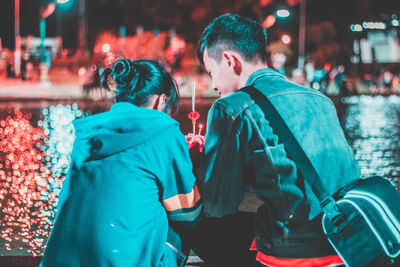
111 59 136 86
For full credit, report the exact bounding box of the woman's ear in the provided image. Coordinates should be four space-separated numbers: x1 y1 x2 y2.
153 94 167 111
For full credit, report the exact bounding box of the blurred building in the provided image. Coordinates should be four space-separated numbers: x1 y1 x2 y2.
354 30 400 63
351 17 400 64
21 36 63 59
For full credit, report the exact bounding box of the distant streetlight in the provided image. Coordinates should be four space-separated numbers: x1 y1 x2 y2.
78 0 88 56
14 0 21 78
298 0 306 69
39 0 70 86
14 0 68 79
276 9 290 18
261 0 306 69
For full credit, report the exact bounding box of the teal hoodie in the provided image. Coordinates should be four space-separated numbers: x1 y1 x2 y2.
41 102 201 267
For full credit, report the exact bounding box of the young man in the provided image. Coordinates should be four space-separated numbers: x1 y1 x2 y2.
191 14 360 266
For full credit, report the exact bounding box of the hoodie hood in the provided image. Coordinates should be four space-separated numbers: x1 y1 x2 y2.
72 102 179 168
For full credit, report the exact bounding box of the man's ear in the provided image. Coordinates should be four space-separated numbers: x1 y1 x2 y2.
223 51 242 75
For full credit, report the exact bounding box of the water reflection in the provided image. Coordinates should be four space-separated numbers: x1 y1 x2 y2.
38 104 87 203
343 96 400 185
0 105 86 256
0 96 400 256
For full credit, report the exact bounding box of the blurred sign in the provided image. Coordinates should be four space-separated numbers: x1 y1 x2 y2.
362 22 386 30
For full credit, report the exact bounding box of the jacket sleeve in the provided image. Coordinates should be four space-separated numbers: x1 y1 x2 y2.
199 104 246 217
158 126 202 225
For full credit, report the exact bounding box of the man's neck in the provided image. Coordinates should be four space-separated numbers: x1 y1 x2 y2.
238 62 269 89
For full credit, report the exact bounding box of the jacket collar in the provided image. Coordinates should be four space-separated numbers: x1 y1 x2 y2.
245 68 286 87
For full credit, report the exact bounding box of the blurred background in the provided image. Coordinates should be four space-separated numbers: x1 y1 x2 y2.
0 1 400 266
0 0 399 95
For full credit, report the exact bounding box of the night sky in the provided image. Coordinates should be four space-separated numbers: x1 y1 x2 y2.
0 0 399 50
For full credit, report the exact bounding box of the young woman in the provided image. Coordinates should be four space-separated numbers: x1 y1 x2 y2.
40 59 201 267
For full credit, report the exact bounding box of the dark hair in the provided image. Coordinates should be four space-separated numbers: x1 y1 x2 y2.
197 13 268 65
101 59 179 115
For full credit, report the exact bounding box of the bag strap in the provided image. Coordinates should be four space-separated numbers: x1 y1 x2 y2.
241 86 343 222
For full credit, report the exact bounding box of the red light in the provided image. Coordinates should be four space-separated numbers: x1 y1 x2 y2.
263 15 276 29
259 0 273 7
41 3 56 19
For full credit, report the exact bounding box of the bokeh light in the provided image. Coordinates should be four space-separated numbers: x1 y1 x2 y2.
0 104 86 256
281 34 292 44
102 43 111 53
0 108 48 256
276 9 290 18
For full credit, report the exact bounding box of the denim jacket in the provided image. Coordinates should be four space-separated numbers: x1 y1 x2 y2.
199 68 360 258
